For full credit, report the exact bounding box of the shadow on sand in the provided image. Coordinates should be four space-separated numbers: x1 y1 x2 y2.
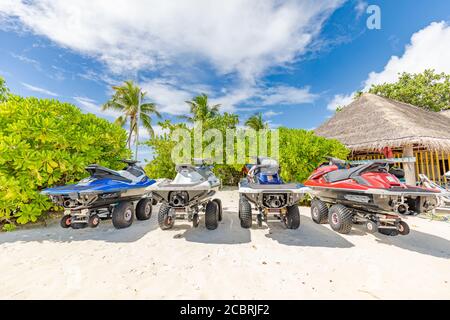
177 208 354 248
343 223 450 259
265 215 354 248
0 217 158 244
169 210 252 245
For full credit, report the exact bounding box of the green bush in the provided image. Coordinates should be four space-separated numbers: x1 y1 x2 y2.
278 127 349 182
0 76 9 103
145 122 348 185
0 95 130 230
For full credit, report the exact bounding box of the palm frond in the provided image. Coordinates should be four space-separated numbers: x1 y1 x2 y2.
140 113 154 136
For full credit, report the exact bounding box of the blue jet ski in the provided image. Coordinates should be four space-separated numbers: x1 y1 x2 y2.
42 160 156 229
238 157 309 229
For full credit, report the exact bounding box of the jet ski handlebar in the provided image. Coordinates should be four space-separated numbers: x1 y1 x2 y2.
120 159 140 165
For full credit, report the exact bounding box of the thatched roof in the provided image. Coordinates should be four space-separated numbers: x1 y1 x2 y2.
315 93 450 152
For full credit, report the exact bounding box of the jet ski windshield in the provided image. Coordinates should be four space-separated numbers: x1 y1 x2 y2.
85 163 146 183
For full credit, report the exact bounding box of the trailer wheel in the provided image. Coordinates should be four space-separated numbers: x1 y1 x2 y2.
71 222 86 229
239 197 252 229
205 201 219 230
112 201 134 229
397 221 410 235
379 228 399 236
257 213 263 227
158 204 174 230
60 215 72 228
285 205 300 229
136 198 152 221
213 198 223 221
328 204 353 234
88 214 100 228
365 220 377 234
311 199 328 224
192 213 200 228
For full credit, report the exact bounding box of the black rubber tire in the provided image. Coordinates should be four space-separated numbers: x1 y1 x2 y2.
192 213 200 228
158 204 175 230
239 197 252 229
88 214 100 228
136 198 152 221
285 205 300 229
311 199 329 224
71 222 87 229
205 201 219 230
213 198 223 221
379 228 399 236
257 213 263 227
328 204 353 234
397 221 410 235
112 201 134 229
60 215 72 228
365 220 378 234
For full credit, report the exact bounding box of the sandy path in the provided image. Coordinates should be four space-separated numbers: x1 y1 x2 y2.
0 189 449 299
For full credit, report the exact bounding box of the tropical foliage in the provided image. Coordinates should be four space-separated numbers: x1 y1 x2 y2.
0 95 129 230
145 100 243 185
278 128 348 182
102 80 161 148
0 76 9 103
180 93 221 122
145 94 348 185
245 113 268 130
368 69 450 111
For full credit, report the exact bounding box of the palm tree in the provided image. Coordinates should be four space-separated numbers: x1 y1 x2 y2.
181 93 221 122
245 113 268 131
102 80 161 150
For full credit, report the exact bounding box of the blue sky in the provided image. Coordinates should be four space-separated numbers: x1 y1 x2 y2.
0 0 449 161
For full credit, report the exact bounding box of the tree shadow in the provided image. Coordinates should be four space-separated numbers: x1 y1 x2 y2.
173 210 251 244
265 215 354 248
346 223 450 259
0 217 157 244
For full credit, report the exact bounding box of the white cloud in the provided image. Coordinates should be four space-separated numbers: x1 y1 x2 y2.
363 21 450 90
138 125 168 139
263 110 283 117
0 0 342 80
73 96 121 118
11 53 41 70
330 21 450 112
141 79 195 115
21 82 58 96
258 85 317 106
327 93 354 111
354 1 367 18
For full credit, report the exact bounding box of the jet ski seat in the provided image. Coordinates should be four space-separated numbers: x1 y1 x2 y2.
86 164 144 183
324 166 362 183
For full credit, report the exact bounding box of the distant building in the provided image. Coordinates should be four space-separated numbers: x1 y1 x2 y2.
315 93 450 185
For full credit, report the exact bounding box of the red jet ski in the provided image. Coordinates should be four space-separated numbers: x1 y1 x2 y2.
304 157 440 236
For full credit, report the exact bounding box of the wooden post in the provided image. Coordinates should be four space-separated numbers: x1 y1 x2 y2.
403 145 416 186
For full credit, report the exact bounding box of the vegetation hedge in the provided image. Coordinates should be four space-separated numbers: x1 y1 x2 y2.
145 123 349 185
0 95 130 230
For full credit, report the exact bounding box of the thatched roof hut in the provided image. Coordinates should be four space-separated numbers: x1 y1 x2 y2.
315 93 450 152
315 93 450 184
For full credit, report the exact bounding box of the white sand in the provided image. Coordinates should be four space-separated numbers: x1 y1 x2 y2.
0 189 449 300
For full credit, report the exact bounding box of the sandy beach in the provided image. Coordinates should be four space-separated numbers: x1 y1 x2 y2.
0 188 449 300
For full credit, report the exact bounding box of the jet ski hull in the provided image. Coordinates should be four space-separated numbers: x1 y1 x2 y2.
304 158 440 235
238 158 306 229
147 162 223 231
41 161 156 229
